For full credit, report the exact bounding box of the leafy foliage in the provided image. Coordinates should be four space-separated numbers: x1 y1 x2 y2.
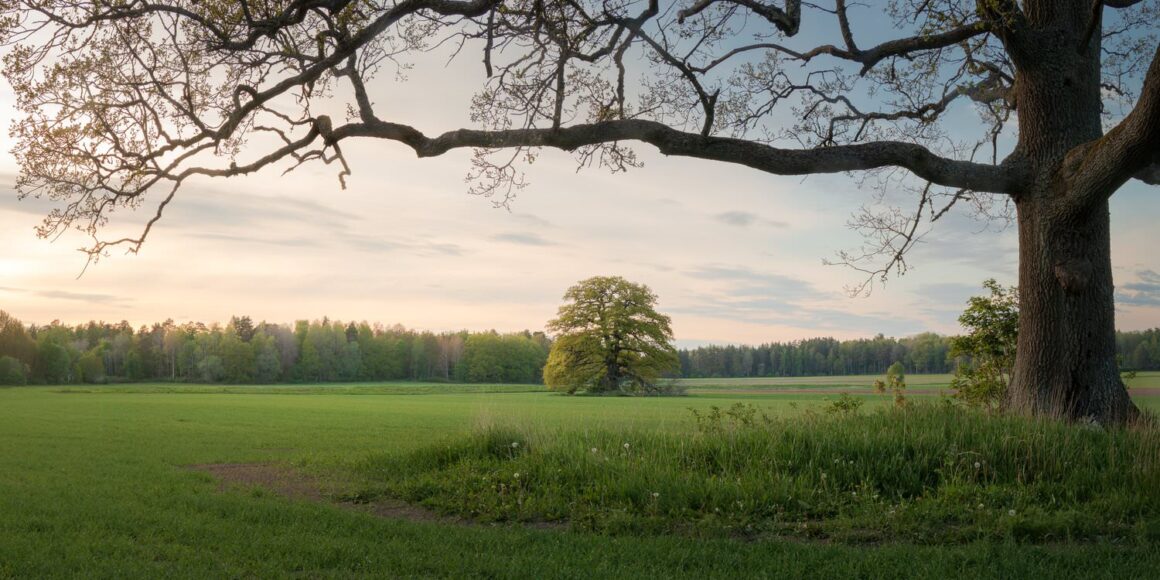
0 356 28 386
544 277 679 395
950 280 1019 410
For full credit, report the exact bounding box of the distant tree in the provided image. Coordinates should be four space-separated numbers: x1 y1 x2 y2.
886 361 906 385
197 355 226 383
219 334 256 383
0 355 28 386
76 350 106 384
544 276 679 395
35 340 72 384
0 311 35 366
252 332 284 383
230 316 256 343
950 280 1019 411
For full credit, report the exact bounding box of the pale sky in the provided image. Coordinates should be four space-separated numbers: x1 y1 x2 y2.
2 9 1159 347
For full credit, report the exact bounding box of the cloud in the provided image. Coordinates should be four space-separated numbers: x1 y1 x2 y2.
512 213 553 228
715 211 757 226
197 233 319 248
1117 269 1160 307
492 232 558 247
713 211 789 229
33 289 132 307
685 264 824 302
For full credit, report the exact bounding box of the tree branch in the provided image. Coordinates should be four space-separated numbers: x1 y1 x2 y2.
333 118 1019 193
1063 43 1160 211
678 0 802 35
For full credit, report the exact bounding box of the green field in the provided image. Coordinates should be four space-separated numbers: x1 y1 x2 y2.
1 375 1158 578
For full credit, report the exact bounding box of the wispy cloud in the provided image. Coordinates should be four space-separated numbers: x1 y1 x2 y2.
713 210 788 229
492 232 558 247
1117 270 1160 307
512 213 553 228
715 211 757 227
34 289 132 307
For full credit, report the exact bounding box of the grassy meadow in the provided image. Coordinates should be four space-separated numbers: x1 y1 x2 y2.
1 374 1158 578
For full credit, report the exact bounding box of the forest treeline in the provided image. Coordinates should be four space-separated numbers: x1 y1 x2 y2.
678 330 1160 378
2 310 1160 385
0 312 547 386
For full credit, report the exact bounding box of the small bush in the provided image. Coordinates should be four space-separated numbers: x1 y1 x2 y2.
825 393 865 415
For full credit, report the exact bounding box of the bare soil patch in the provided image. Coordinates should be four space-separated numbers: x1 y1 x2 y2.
191 462 466 526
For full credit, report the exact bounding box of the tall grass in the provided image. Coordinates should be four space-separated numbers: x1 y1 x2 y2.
356 403 1160 543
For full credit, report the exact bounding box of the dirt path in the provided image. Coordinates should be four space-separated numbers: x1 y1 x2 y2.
191 463 472 525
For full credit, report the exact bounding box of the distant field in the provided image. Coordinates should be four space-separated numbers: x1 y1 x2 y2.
677 372 1160 404
676 373 955 389
50 381 547 396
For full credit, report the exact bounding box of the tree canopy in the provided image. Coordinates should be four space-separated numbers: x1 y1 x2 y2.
544 276 679 394
3 1 1159 422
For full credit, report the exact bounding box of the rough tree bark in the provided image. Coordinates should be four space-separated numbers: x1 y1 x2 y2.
997 1 1157 422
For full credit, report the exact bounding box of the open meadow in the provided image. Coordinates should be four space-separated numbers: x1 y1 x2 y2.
1 374 1158 578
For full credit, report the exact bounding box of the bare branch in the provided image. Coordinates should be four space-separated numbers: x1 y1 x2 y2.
1063 43 1160 213
333 118 1019 193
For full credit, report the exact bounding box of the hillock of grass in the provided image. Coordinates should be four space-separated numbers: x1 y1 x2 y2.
352 403 1160 544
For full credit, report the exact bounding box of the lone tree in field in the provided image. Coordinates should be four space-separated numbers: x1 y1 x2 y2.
3 1 1159 422
544 276 679 395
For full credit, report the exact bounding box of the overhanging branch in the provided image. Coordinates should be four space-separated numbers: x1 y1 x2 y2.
334 118 1020 194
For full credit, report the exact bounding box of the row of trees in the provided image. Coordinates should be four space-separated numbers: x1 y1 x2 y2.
678 333 956 379
677 328 1160 380
4 309 1160 387
0 312 547 386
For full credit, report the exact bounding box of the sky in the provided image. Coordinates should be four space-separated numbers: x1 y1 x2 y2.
2 7 1159 347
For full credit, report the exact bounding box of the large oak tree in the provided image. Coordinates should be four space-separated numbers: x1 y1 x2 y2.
3 1 1158 422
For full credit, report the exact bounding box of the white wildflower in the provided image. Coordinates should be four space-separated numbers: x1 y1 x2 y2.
974 462 981 469
511 442 520 449
514 472 520 479
1008 509 1016 516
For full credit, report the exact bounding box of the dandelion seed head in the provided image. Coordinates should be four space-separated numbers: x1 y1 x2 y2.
591 447 598 454
974 461 981 469
1008 509 1016 516
511 442 519 448
514 472 520 479
652 492 660 498
623 442 630 449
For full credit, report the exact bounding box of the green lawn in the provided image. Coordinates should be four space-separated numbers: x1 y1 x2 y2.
0 379 1157 578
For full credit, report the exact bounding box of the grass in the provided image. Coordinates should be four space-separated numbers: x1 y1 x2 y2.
356 402 1159 544
677 373 956 389
0 376 1158 578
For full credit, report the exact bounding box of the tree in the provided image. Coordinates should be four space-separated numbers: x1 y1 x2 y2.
950 279 1021 410
3 1 1158 421
35 339 73 384
544 276 678 395
0 356 28 386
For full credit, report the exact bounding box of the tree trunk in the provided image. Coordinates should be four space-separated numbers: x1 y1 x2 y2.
1006 192 1138 423
1000 2 1140 424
